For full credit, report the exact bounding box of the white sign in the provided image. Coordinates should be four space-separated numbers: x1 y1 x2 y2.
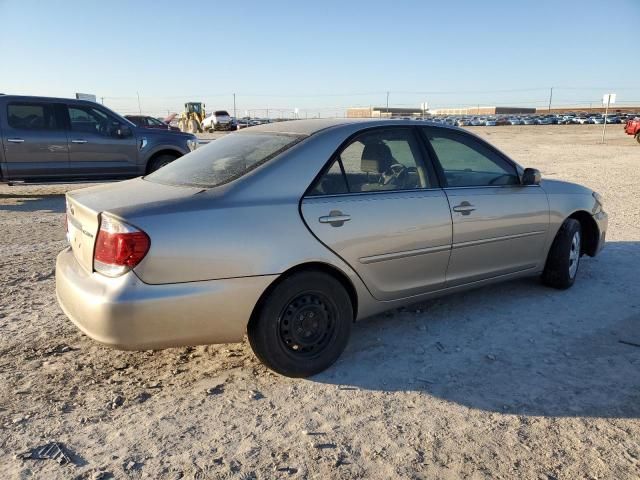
602 93 616 105
75 93 97 102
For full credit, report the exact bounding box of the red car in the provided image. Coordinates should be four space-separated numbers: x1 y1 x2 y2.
624 116 640 144
125 115 181 132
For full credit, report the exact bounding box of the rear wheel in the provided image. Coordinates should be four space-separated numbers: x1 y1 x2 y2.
248 271 352 377
542 218 582 289
636 133 640 144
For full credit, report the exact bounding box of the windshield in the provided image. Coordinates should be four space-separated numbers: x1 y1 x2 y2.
145 132 304 188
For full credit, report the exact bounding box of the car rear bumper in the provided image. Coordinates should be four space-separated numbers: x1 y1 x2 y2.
56 247 277 350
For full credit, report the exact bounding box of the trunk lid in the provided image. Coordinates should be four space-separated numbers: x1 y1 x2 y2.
65 178 203 273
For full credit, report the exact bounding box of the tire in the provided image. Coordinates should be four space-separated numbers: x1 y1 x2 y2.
187 118 198 134
248 271 353 377
636 133 640 144
147 153 177 173
542 218 582 290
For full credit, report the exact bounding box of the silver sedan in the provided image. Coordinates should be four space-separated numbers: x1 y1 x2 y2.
56 119 608 377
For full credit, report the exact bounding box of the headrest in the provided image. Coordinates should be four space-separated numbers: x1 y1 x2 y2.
361 142 394 173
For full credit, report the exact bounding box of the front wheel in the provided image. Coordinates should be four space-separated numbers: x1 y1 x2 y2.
187 118 199 134
147 153 177 173
636 133 640 144
542 218 582 289
248 271 352 377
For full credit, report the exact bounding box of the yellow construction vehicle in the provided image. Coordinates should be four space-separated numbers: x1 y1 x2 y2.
177 102 206 133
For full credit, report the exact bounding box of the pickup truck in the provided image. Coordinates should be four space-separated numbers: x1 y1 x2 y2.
624 116 640 144
0 95 199 182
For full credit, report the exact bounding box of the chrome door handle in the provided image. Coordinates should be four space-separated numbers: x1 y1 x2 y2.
319 210 351 227
7 138 24 143
71 139 88 144
452 201 476 215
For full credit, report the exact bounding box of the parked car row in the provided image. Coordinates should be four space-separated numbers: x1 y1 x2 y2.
423 112 639 127
420 113 638 127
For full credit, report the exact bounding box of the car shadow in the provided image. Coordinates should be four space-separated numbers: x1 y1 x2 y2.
0 193 66 213
314 241 640 418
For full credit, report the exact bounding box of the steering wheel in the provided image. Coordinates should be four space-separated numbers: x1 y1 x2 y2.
95 119 110 136
381 163 408 186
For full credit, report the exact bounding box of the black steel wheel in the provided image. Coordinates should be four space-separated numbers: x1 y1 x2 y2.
248 271 352 377
278 292 337 356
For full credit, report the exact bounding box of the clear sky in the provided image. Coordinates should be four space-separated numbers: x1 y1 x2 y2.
1 0 639 117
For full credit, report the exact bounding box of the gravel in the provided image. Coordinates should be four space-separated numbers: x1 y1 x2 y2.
1 125 639 479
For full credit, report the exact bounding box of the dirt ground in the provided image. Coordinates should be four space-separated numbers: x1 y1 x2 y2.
1 124 639 479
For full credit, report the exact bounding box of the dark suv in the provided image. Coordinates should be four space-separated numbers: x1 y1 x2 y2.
0 95 198 182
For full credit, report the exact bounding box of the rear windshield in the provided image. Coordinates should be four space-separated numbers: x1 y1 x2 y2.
215 110 230 116
145 132 304 188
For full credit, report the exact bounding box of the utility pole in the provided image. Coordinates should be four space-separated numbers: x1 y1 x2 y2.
233 93 236 118
548 87 553 112
136 91 142 114
386 91 389 117
100 97 104 105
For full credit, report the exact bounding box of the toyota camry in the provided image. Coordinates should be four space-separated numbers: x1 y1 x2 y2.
56 119 607 377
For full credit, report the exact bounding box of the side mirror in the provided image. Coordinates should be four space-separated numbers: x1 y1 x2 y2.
522 167 541 185
116 124 132 138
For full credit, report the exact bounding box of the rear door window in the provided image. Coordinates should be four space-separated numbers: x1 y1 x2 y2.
307 158 348 196
309 128 432 195
7 103 60 130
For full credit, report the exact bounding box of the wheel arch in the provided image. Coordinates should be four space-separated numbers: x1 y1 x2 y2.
568 210 599 257
248 262 359 331
145 148 183 174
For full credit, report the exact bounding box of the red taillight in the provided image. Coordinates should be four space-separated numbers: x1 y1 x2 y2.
94 215 150 277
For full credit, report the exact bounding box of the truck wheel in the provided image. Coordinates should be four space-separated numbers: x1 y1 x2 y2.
541 218 582 290
248 271 352 378
187 119 198 134
636 134 640 144
147 154 177 173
